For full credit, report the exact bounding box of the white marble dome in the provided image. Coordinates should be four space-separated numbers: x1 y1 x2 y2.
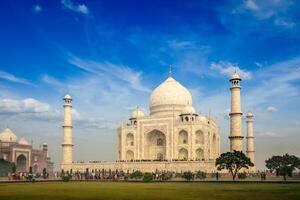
181 105 196 115
18 137 29 145
64 94 72 99
231 71 241 80
131 108 145 118
247 112 254 117
150 76 193 115
0 128 18 142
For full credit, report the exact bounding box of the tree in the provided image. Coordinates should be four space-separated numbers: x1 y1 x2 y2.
215 150 254 181
182 172 194 181
130 170 143 180
142 172 153 182
265 154 300 181
0 159 13 177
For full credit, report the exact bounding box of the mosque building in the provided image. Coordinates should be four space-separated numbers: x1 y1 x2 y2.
61 72 255 172
0 128 54 173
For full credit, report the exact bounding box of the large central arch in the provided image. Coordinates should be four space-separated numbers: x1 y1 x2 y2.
16 154 27 172
145 130 166 160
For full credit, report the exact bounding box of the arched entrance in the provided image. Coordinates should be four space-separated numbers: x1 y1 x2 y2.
178 130 188 145
126 150 134 161
16 154 27 172
195 130 204 144
196 148 204 160
146 130 166 160
126 133 134 146
178 148 188 160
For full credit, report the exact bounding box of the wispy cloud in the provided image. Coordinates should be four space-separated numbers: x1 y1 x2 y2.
33 5 42 14
67 55 150 92
0 71 32 85
267 106 278 112
61 0 90 15
244 0 259 11
210 61 252 80
41 74 64 88
274 18 295 29
242 0 293 19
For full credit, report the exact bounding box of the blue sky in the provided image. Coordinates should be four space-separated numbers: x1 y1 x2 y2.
0 0 300 169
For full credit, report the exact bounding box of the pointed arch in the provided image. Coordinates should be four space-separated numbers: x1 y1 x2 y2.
195 130 204 144
178 148 188 160
145 129 166 160
126 133 134 146
126 150 134 161
178 130 188 145
196 148 204 160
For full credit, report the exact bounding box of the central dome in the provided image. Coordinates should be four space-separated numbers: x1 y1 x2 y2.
149 76 193 116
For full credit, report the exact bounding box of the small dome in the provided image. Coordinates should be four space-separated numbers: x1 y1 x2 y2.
18 137 29 145
247 112 254 117
131 108 145 118
149 76 193 115
230 71 241 80
0 128 18 142
64 94 72 100
181 105 196 115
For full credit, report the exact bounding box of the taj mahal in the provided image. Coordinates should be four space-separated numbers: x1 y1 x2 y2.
61 71 255 173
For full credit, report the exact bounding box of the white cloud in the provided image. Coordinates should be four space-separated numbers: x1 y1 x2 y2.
244 0 259 11
274 18 295 29
67 55 150 92
41 74 64 88
210 61 252 80
0 98 60 118
33 5 42 13
267 106 278 112
61 0 90 15
0 71 33 85
254 62 263 68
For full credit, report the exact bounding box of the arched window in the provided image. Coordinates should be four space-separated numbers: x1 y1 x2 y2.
157 153 164 160
212 134 217 158
126 150 134 161
196 148 204 160
195 130 204 144
178 130 188 145
126 133 134 146
185 117 189 122
178 148 188 160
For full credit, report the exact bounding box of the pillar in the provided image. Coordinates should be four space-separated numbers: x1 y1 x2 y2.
62 94 73 164
229 71 244 151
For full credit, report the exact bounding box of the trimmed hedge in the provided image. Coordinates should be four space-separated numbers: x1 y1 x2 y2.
142 172 153 182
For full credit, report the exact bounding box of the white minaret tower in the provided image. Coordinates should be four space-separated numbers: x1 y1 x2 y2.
246 112 255 165
62 94 73 165
229 71 243 152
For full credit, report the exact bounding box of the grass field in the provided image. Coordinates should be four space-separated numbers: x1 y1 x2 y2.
0 182 300 200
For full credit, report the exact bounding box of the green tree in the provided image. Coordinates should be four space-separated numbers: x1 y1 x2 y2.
130 171 143 180
265 154 300 181
182 172 194 181
0 159 13 177
142 172 153 182
215 150 254 181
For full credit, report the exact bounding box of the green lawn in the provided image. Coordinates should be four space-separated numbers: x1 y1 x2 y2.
0 182 299 200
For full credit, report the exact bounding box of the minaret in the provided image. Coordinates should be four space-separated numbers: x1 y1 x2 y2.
229 71 243 151
246 112 255 165
62 94 73 164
